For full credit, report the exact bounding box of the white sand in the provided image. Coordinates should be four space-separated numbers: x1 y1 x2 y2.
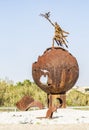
0 108 89 130
0 108 89 124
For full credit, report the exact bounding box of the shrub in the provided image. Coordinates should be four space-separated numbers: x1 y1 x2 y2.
66 89 89 106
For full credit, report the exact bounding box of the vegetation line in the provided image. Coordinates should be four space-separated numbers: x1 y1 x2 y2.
0 80 89 107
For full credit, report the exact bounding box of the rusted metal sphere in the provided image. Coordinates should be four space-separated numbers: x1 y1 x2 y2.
32 47 79 94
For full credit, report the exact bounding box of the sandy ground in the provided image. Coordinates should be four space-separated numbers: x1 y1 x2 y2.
0 108 89 130
0 124 89 130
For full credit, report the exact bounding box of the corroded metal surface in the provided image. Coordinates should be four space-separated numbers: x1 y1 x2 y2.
29 100 43 109
16 96 43 111
46 106 58 118
16 96 34 111
40 12 69 48
47 94 66 108
32 47 79 94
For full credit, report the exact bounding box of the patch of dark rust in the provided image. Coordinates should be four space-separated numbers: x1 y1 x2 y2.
32 47 79 94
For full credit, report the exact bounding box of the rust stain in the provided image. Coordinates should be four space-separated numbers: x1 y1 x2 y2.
32 47 79 94
16 96 43 111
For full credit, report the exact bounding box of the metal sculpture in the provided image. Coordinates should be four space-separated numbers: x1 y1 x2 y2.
32 47 79 94
15 12 79 119
32 12 79 118
32 47 79 116
16 95 43 111
40 12 69 48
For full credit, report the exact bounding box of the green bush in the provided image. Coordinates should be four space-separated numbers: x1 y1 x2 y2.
66 89 89 106
0 80 47 107
0 79 89 107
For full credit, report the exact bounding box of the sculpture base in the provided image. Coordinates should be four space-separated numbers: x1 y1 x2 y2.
47 93 66 108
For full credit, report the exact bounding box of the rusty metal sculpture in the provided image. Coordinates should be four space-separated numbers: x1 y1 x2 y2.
46 105 58 118
40 12 69 48
32 12 79 118
15 12 79 119
16 95 43 111
32 47 79 113
32 47 79 94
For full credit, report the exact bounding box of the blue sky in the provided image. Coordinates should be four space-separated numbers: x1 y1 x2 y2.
0 0 89 86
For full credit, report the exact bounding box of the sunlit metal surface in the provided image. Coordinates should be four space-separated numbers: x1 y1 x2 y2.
32 47 79 94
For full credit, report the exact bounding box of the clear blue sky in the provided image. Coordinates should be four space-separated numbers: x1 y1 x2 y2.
0 0 89 86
